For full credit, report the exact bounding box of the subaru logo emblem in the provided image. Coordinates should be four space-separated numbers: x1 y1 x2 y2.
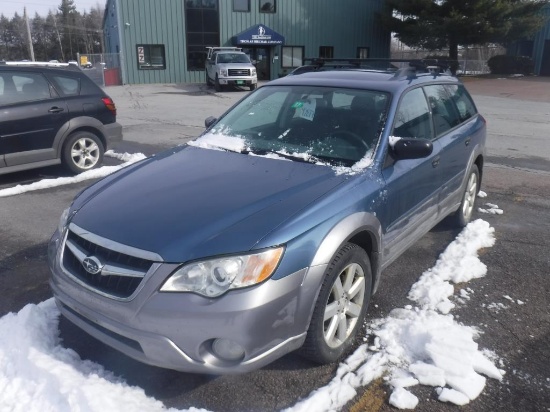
82 256 103 275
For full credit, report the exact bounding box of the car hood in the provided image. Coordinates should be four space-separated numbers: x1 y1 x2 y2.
71 146 349 262
217 63 255 70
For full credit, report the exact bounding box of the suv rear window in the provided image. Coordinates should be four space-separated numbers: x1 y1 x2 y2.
51 75 80 96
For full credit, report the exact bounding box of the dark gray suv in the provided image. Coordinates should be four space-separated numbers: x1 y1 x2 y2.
0 62 122 175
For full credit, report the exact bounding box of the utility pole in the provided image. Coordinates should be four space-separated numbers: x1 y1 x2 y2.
24 7 35 61
53 14 65 62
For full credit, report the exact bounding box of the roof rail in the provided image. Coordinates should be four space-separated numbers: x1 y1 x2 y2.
0 61 81 70
291 58 457 77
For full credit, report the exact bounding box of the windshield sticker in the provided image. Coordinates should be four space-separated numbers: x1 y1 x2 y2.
291 101 304 109
299 98 316 121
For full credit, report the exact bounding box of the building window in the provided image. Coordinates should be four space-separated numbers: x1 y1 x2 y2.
233 0 250 12
319 46 333 59
137 44 166 70
357 47 370 59
282 46 303 68
185 0 220 71
259 0 276 13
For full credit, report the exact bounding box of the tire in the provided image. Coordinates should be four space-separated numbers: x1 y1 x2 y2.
452 164 479 227
214 74 222 92
62 131 104 174
205 70 210 86
300 243 372 364
250 83 257 91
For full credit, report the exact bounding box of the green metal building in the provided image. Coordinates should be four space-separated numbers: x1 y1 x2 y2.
532 5 550 75
103 0 390 84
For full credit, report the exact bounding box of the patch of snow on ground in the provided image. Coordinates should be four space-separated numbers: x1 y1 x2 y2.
477 191 487 198
287 219 502 411
0 151 146 198
0 300 205 412
478 203 503 215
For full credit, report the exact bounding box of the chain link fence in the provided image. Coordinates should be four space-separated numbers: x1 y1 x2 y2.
391 46 506 75
76 53 122 87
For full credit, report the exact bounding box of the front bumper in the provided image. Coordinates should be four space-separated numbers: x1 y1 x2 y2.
48 230 325 374
218 77 257 86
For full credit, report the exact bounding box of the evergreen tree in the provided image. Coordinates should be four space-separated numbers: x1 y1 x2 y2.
58 0 77 60
384 0 549 61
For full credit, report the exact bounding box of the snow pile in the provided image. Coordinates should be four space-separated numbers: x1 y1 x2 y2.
289 219 502 411
0 151 146 198
478 203 503 215
0 300 205 412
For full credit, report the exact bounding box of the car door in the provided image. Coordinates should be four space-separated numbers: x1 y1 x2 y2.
0 71 69 167
206 52 217 80
430 84 485 217
380 87 443 264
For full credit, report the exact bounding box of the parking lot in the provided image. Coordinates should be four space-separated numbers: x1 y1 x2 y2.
1 76 549 411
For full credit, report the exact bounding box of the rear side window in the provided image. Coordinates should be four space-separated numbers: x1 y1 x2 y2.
423 84 461 137
51 75 80 96
393 88 434 141
444 84 477 122
0 72 51 105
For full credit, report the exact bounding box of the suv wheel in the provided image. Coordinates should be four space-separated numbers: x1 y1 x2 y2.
452 164 479 227
300 243 371 364
214 74 222 92
63 131 104 174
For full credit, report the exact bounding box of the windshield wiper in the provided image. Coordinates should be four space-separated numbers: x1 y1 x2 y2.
243 149 320 164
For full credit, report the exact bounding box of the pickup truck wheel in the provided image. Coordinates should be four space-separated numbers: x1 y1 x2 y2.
250 83 257 91
300 243 371 364
62 131 104 174
214 74 222 92
452 164 479 227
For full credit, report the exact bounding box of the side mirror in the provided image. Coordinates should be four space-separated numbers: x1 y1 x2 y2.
392 138 433 160
204 116 217 129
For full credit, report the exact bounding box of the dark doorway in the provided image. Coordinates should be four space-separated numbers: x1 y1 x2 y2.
243 47 271 80
541 40 550 76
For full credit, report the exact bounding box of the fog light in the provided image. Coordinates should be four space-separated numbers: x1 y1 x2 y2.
211 338 245 362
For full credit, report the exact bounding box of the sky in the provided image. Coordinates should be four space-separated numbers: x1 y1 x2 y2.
0 151 509 411
0 0 106 18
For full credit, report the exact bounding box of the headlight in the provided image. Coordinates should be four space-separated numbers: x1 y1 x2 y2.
251 68 257 76
160 247 284 297
220 69 227 76
58 207 70 234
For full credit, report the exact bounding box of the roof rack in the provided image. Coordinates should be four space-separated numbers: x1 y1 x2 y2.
0 61 81 70
290 58 457 77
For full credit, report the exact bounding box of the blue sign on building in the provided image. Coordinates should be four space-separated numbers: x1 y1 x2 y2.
234 24 285 45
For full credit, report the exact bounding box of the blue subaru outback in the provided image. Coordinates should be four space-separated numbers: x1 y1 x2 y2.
49 60 485 374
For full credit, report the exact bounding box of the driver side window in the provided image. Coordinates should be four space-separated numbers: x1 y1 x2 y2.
393 88 434 141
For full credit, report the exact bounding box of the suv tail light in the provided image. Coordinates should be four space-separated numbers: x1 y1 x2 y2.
101 97 117 116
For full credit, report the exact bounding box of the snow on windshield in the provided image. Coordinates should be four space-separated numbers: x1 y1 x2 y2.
190 86 387 174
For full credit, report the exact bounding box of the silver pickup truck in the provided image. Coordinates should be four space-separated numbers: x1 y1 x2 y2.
205 47 258 92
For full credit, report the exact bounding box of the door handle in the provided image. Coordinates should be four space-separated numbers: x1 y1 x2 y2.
432 157 440 168
465 137 471 146
48 107 64 113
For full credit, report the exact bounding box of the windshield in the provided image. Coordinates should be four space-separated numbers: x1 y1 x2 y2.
217 53 251 64
195 85 390 168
